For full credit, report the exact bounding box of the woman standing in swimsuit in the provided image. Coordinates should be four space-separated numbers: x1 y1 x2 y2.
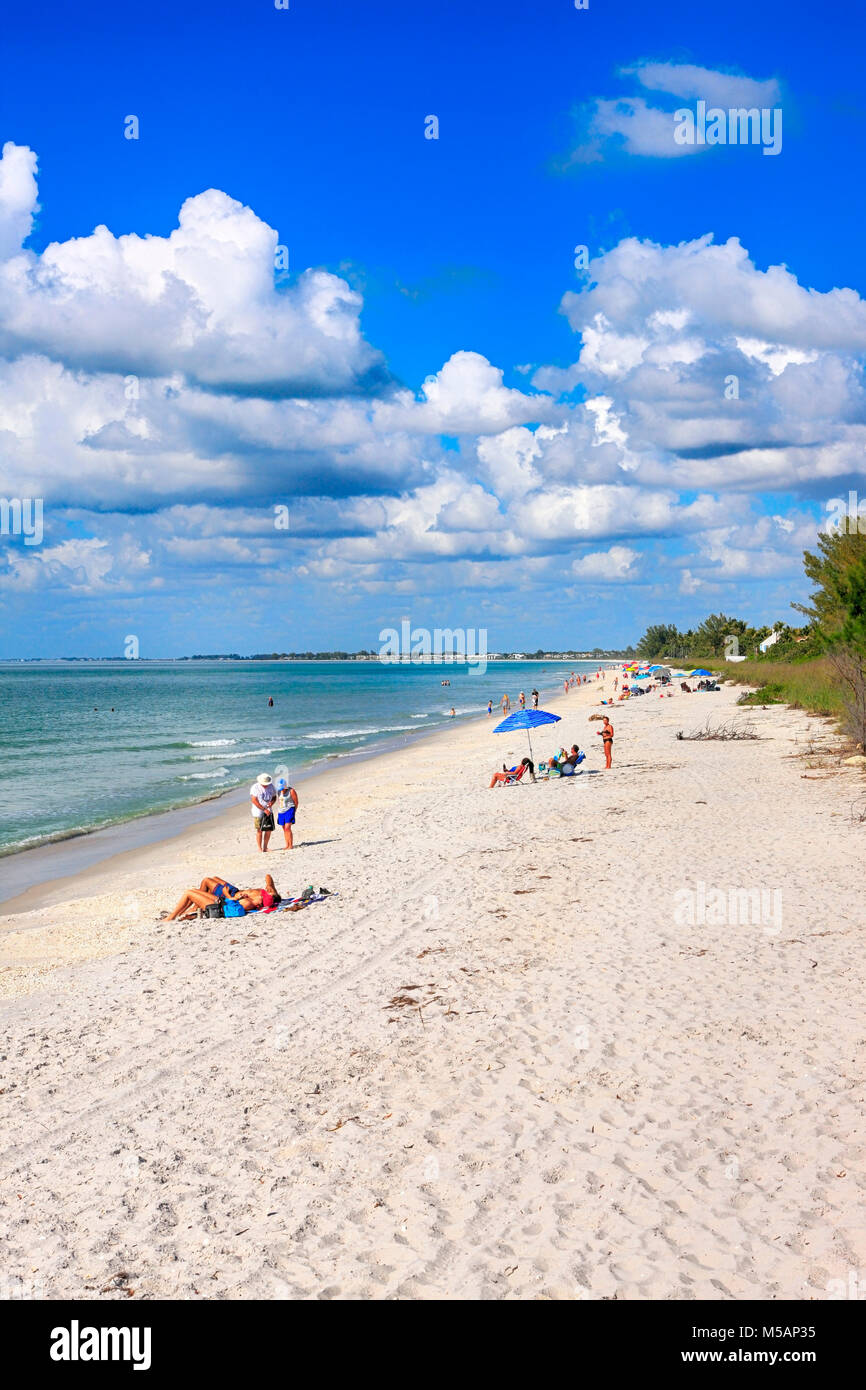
597 716 614 768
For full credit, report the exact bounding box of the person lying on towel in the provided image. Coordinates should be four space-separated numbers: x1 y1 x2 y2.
163 874 282 921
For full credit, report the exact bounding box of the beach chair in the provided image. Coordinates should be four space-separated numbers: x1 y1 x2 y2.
500 762 529 786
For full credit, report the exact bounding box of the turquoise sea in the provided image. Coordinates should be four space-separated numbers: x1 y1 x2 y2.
0 658 604 861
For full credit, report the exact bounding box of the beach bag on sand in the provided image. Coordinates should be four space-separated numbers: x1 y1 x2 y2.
205 902 224 919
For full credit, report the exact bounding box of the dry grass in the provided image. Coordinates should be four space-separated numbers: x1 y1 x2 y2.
718 657 845 720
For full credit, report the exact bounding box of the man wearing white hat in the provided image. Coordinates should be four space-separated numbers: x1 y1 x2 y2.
250 772 277 852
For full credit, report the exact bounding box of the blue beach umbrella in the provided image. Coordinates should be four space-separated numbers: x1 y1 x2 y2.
689 668 713 677
493 707 561 764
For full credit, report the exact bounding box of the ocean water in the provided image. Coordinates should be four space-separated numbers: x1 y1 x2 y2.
0 658 603 859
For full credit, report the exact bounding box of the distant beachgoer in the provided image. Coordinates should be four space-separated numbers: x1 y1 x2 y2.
275 778 299 849
501 693 511 714
518 691 526 709
614 677 618 691
250 773 276 852
531 688 539 708
449 706 456 718
487 700 493 716
597 716 614 768
268 696 274 707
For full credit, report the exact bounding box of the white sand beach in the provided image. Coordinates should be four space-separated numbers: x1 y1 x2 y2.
1 679 864 1301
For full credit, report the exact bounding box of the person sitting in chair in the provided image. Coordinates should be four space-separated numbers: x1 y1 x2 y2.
489 756 534 787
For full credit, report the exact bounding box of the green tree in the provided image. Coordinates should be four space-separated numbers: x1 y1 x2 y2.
637 623 681 659
691 613 752 658
795 529 866 634
797 530 866 746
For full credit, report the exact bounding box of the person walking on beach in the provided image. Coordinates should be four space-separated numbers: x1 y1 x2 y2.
518 690 526 709
250 773 276 852
501 693 511 714
597 716 614 769
486 699 493 716
531 688 539 708
275 777 299 849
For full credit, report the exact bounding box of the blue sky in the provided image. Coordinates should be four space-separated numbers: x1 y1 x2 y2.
1 0 864 655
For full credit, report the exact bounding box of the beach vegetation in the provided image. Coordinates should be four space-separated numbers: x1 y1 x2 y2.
793 528 866 747
720 659 846 720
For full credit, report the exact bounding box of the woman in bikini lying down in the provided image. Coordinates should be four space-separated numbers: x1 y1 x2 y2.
163 874 282 921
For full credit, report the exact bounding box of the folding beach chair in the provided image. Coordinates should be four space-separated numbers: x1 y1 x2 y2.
500 762 529 786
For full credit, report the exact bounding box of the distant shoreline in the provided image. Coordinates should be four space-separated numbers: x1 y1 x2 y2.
0 660 618 908
0 654 632 664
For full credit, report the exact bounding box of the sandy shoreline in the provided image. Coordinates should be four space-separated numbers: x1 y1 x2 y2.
0 690 547 914
1 676 864 1300
0 730 444 919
